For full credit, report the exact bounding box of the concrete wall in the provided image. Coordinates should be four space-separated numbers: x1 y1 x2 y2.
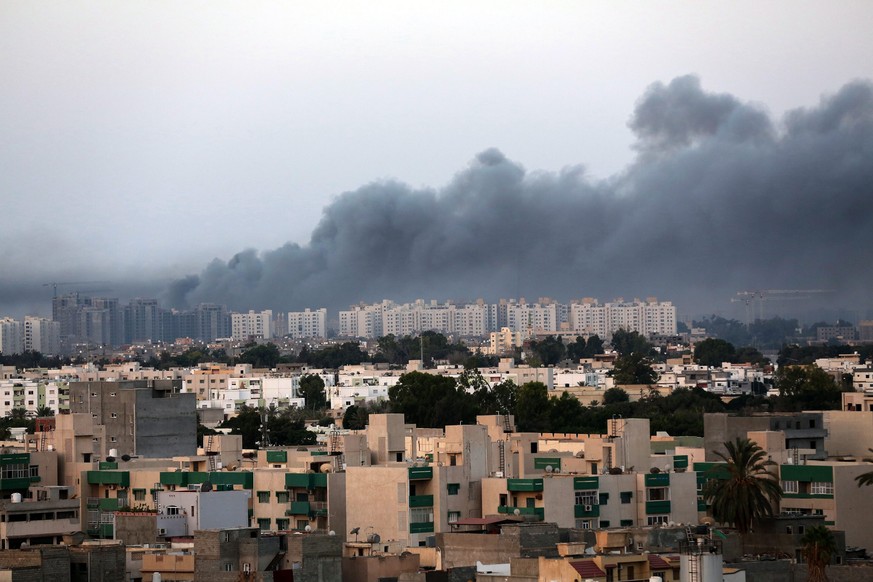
283 533 344 582
704 414 771 461
824 411 873 458
134 388 196 457
341 553 420 582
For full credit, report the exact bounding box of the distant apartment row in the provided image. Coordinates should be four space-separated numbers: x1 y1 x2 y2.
1 294 676 353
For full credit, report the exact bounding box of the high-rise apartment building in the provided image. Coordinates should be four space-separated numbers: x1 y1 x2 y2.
23 316 60 355
286 308 327 339
231 310 274 341
0 318 23 355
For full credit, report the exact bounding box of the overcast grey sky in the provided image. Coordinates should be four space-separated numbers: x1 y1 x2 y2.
2 2 872 317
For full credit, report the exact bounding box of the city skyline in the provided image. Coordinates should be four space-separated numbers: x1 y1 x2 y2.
2 3 872 319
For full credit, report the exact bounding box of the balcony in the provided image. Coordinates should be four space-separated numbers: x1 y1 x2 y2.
507 478 543 492
409 522 434 534
644 473 670 487
86 471 130 487
574 504 600 518
498 506 544 520
409 495 434 508
286 501 311 515
574 476 600 490
646 500 672 514
408 467 433 481
285 472 328 489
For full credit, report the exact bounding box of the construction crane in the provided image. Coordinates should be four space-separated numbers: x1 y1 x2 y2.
43 281 111 298
731 289 835 326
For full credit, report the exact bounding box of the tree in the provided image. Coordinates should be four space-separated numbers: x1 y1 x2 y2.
528 336 566 366
694 338 736 367
342 405 368 430
34 405 54 418
774 365 843 410
238 343 281 368
703 437 782 535
299 374 327 410
515 382 550 432
602 387 629 405
611 352 659 385
266 407 317 446
854 449 873 488
610 329 653 357
218 405 262 449
388 371 477 427
801 524 837 582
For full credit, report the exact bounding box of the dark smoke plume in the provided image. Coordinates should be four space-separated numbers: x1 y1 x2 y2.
168 76 873 314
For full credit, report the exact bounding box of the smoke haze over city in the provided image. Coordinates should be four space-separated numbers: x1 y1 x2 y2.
169 77 873 316
2 4 872 321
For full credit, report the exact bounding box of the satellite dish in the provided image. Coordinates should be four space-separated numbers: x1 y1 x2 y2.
121 454 131 462
105 456 116 463
367 533 381 544
329 530 336 536
349 527 360 535
305 525 312 532
200 481 213 492
513 508 521 516
545 465 554 473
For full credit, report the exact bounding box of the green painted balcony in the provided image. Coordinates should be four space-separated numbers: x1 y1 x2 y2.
266 450 287 463
286 501 311 515
646 500 672 515
644 473 670 487
98 498 122 511
498 505 544 520
574 476 600 490
285 472 328 489
409 522 434 534
87 471 130 487
409 495 434 508
160 472 188 486
507 478 543 492
534 457 562 471
408 467 433 481
0 477 38 491
574 504 600 518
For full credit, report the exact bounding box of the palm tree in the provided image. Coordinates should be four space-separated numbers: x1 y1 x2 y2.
35 405 54 418
854 448 873 487
801 525 837 582
703 437 782 535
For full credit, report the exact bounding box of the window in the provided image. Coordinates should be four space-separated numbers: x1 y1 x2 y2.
620 519 634 527
276 519 289 530
599 520 610 528
647 515 669 525
620 491 633 504
811 482 834 495
257 518 271 530
599 492 609 505
575 490 597 506
296 520 308 530
447 483 460 496
223 563 233 571
276 491 289 503
134 489 146 501
111 413 118 419
575 519 593 529
1 463 28 479
448 511 461 524
257 491 270 503
646 487 668 501
410 507 434 524
782 480 799 494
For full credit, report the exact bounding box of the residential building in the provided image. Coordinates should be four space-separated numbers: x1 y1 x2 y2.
231 310 274 341
23 316 60 355
286 308 327 339
0 318 23 355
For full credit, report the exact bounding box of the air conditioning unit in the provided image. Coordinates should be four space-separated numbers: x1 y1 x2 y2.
584 505 593 511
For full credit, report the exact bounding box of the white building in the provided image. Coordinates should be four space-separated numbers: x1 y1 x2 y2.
24 316 60 355
230 310 274 341
569 297 676 338
0 318 23 355
286 308 327 339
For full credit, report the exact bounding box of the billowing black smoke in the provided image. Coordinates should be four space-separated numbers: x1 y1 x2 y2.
167 76 873 314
